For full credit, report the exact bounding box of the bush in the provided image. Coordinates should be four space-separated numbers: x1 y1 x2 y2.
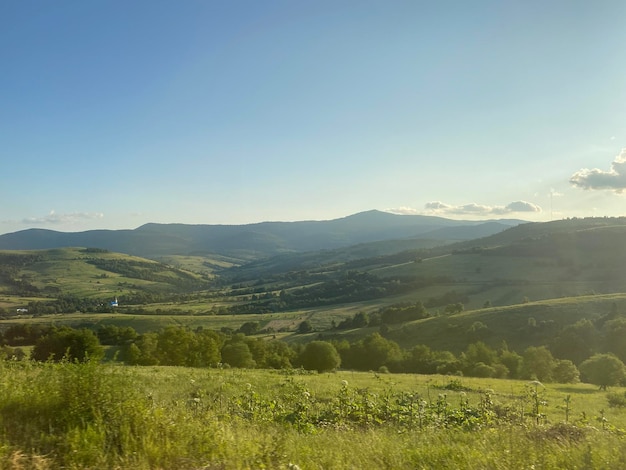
299 341 340 372
552 359 580 384
221 342 256 368
579 353 626 390
31 327 104 362
607 391 626 407
296 320 313 334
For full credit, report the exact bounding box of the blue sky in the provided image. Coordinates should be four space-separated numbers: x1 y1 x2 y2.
2 1 625 234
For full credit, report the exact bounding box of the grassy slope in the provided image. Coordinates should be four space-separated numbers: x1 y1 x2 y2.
385 293 626 353
280 293 626 352
2 362 626 469
0 247 209 300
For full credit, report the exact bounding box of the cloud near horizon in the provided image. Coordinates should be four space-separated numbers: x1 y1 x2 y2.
21 210 105 225
570 148 626 192
387 201 541 217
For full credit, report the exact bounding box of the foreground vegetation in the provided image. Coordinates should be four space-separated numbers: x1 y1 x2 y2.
2 361 626 469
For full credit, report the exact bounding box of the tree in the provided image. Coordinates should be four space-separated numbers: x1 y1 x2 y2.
122 332 159 365
579 354 626 390
299 341 340 372
403 344 435 374
296 320 313 334
444 303 464 315
463 342 497 370
551 319 598 364
380 301 427 324
344 333 402 371
471 362 496 378
238 321 260 336
32 327 104 362
552 359 580 384
352 312 369 328
263 340 296 369
97 324 138 345
155 326 193 366
188 329 222 367
500 349 523 379
522 346 556 382
221 342 255 368
467 321 489 341
604 318 626 362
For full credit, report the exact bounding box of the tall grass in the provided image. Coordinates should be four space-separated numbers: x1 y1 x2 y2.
1 362 625 469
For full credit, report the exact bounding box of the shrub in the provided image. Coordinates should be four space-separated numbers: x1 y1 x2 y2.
299 341 340 372
31 327 104 362
607 391 626 407
579 353 626 390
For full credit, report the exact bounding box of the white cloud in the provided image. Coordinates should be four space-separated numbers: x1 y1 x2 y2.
424 201 452 211
570 148 626 193
22 210 104 225
424 200 541 216
384 206 421 215
455 203 493 214
502 201 542 213
386 201 541 217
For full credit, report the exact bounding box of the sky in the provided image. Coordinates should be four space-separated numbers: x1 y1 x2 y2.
2 0 626 234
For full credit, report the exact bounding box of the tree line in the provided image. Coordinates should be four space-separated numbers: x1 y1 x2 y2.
2 323 625 389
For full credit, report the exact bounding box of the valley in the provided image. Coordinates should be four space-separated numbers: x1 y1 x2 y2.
2 213 626 468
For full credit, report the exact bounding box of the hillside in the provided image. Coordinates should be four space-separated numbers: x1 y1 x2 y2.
0 210 521 260
386 293 626 353
2 216 626 358
0 248 210 309
212 218 626 319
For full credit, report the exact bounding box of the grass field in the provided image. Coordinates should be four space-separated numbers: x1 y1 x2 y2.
1 361 626 469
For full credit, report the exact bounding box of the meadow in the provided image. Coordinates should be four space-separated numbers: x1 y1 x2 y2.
1 360 626 469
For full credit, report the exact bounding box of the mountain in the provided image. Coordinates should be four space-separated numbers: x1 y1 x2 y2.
0 210 523 260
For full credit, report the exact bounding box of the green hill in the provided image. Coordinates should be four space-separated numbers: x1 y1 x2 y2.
0 248 210 304
2 217 626 360
383 293 626 353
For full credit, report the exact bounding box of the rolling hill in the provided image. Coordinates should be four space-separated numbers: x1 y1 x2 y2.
1 216 626 359
213 217 626 318
0 210 521 260
0 248 210 305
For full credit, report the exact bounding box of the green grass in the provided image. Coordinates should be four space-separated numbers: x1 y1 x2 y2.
1 362 626 469
377 293 626 352
157 254 240 275
0 248 209 299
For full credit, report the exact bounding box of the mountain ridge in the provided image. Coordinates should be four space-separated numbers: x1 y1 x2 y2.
0 210 525 259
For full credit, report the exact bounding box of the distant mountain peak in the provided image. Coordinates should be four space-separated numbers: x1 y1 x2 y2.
0 210 527 259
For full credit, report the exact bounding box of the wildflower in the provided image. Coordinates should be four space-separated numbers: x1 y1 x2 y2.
341 380 348 387
303 391 311 399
